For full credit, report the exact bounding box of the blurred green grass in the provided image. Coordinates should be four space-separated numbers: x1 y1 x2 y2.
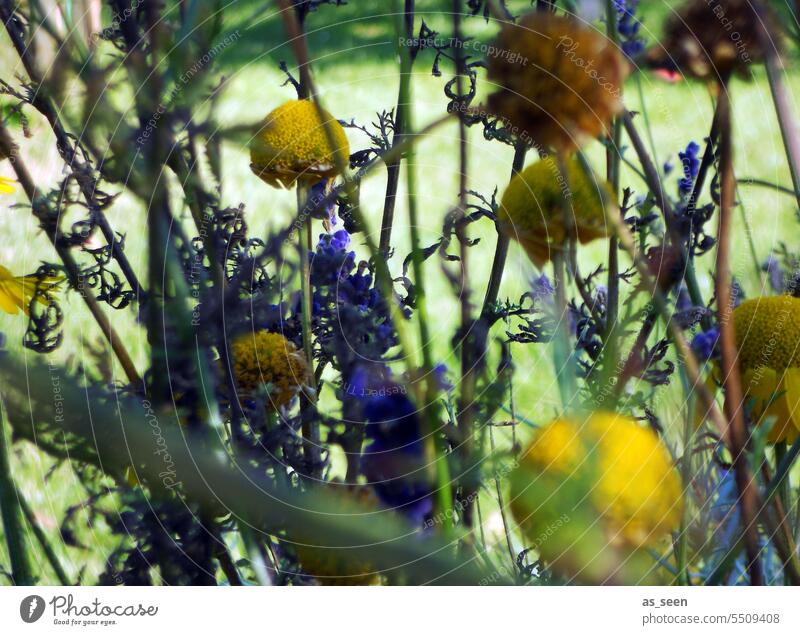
1 0 799 582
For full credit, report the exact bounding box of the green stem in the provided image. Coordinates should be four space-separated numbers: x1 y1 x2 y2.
551 250 576 411
379 0 415 254
452 0 478 530
238 522 276 585
489 423 517 572
0 396 34 585
19 496 70 585
676 367 694 586
297 184 322 477
739 177 800 198
481 143 528 319
764 39 800 216
603 0 622 389
396 1 453 528
735 185 763 284
635 73 660 174
774 441 790 520
552 153 580 410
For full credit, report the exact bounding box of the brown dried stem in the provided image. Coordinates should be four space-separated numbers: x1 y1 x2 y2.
715 83 763 586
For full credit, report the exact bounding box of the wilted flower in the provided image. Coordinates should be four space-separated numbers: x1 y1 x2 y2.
510 411 683 583
229 330 310 408
732 296 800 443
498 157 615 268
486 12 628 152
249 99 350 189
649 0 780 80
0 265 61 315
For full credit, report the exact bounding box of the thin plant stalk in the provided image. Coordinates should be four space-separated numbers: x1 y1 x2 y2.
676 371 694 586
715 83 763 586
553 152 581 410
738 177 800 198
481 142 528 318
775 441 790 518
551 249 576 410
298 183 322 477
763 28 800 215
489 422 517 572
0 396 34 585
19 495 70 585
239 523 277 585
379 0 415 254
396 2 454 526
603 0 622 388
634 73 661 174
452 0 478 529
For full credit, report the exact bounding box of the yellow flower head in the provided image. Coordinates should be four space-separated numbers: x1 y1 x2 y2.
498 157 615 268
0 176 15 194
229 330 310 408
649 0 780 81
510 412 683 583
732 295 800 443
486 12 628 152
0 265 61 315
249 99 350 189
294 484 382 586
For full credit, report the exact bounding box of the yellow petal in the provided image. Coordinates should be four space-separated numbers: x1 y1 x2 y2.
0 283 21 314
18 274 60 305
0 177 15 194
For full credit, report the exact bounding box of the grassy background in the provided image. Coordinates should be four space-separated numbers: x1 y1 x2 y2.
1 0 799 583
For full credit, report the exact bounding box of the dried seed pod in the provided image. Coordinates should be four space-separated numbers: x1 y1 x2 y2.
648 0 781 81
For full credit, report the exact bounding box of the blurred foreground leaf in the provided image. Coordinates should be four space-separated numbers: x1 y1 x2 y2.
0 357 499 585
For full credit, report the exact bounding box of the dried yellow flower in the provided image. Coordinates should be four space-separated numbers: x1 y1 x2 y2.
229 330 310 408
510 412 683 583
486 12 628 152
249 99 350 189
498 156 615 268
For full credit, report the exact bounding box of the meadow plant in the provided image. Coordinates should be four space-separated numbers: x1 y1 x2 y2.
0 0 798 588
